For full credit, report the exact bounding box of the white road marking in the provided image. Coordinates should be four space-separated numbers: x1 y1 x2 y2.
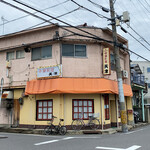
127 145 141 150
96 145 141 150
34 137 74 146
74 136 101 139
34 140 59 146
34 136 101 146
125 129 144 135
63 137 74 140
96 147 124 150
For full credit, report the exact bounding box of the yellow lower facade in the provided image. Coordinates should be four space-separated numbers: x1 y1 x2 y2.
14 89 134 129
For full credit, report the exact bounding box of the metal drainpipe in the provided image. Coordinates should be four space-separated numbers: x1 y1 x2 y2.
141 89 145 122
63 94 66 125
100 95 103 130
115 95 119 128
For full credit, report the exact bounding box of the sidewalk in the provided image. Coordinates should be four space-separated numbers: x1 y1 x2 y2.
0 122 149 135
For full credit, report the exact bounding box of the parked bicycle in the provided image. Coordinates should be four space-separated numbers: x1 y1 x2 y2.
44 116 67 135
71 113 100 131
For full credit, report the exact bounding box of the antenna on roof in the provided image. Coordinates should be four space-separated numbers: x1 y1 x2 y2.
1 16 8 35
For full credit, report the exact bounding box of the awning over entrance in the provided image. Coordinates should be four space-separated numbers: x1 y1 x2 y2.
25 78 133 96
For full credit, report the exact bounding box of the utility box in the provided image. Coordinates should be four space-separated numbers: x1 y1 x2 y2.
123 11 130 22
122 70 128 79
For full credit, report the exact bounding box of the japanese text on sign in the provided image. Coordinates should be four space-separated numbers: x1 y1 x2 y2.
103 48 110 75
37 65 62 79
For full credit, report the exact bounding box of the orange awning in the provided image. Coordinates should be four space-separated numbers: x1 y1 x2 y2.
25 78 133 97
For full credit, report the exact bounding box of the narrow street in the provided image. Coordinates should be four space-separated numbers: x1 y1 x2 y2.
0 125 149 150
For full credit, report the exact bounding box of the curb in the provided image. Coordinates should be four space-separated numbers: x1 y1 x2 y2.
0 123 149 135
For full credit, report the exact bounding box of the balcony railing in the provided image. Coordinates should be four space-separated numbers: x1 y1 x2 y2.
131 74 145 86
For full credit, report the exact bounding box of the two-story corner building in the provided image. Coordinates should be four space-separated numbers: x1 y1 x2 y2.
0 24 133 129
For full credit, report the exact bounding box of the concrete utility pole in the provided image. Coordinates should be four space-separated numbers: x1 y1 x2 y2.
109 0 128 133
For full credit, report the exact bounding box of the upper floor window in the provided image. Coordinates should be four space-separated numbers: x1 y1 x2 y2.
16 50 25 59
110 53 115 71
6 51 14 60
148 83 150 88
62 44 86 57
147 67 150 73
32 45 52 61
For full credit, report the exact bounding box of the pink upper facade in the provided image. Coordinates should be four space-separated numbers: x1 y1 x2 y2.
0 24 131 88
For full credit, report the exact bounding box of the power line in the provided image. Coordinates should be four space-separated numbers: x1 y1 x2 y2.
126 23 150 47
138 0 150 14
1 0 149 62
70 0 109 19
23 7 81 31
120 25 150 52
7 0 113 43
124 47 150 62
56 0 83 23
0 0 70 26
87 0 110 11
144 0 150 8
0 0 114 45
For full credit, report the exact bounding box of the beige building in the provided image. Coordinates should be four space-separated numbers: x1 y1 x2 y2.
0 24 133 129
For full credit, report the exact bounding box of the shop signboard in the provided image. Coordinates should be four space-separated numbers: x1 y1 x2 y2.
37 64 62 79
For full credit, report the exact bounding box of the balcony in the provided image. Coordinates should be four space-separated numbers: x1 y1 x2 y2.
131 74 145 86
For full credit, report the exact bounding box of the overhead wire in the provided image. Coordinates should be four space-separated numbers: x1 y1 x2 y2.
70 0 110 19
124 47 150 62
22 7 81 31
0 0 70 26
5 0 113 44
125 23 150 47
55 0 83 23
0 0 150 62
144 0 150 8
87 0 110 11
120 25 150 53
0 0 114 46
138 0 150 14
115 0 150 58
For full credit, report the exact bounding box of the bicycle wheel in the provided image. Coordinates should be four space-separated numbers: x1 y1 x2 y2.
71 119 83 130
44 126 52 135
89 119 100 130
59 126 67 135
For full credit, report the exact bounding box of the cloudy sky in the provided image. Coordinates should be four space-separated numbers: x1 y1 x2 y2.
0 0 150 62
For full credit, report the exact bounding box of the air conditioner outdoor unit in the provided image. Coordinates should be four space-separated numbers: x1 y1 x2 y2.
122 70 128 79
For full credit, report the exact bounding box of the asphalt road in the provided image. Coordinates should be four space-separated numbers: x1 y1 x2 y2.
0 125 150 150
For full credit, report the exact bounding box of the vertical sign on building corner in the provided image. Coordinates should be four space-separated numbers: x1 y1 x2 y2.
103 48 111 75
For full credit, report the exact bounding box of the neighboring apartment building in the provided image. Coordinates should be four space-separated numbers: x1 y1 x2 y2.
130 64 147 122
132 61 150 104
0 24 133 129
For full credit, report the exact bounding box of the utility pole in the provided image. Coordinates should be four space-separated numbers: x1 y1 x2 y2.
109 0 128 133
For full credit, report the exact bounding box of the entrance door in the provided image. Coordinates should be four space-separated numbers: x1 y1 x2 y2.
14 99 20 126
110 100 117 127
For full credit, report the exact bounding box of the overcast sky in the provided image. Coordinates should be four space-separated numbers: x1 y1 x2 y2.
0 0 150 62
